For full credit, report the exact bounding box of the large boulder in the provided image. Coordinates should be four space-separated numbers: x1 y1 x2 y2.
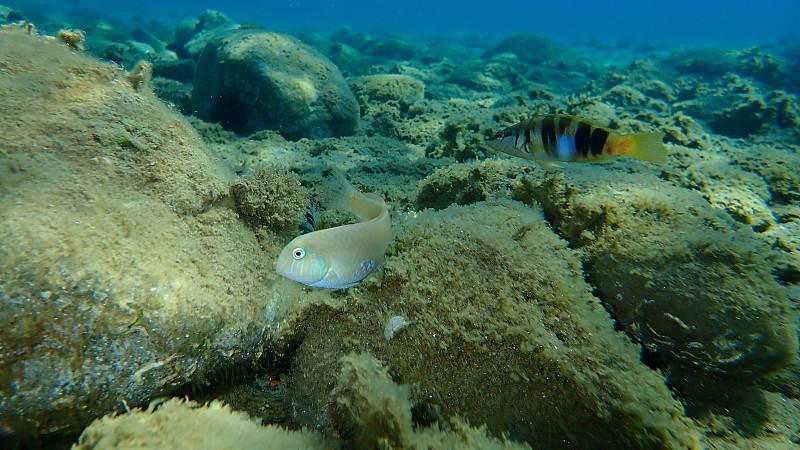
0 29 298 438
285 199 702 449
175 10 239 59
415 160 797 381
192 29 360 139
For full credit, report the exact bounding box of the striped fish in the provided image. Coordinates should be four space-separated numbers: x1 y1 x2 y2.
488 114 667 169
275 169 391 289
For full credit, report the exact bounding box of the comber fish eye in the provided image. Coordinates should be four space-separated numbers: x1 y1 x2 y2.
493 131 503 140
292 247 306 259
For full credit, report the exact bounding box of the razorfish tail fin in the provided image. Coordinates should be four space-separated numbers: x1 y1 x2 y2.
321 167 359 211
625 132 668 164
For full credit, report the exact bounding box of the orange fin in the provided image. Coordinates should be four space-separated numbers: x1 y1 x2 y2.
616 132 668 164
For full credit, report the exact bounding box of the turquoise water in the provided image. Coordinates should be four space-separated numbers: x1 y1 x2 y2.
7 0 800 44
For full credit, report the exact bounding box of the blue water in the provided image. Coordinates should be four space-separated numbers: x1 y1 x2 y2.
7 0 800 46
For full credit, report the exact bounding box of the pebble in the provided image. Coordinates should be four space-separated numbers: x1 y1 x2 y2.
384 315 410 341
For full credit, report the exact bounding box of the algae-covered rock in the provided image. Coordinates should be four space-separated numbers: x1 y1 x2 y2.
731 141 800 208
192 29 360 139
348 74 425 110
176 9 239 59
671 74 799 138
425 116 488 161
417 161 796 380
362 37 417 60
705 89 780 137
286 200 701 449
0 29 294 438
668 47 788 88
331 352 530 450
230 167 307 231
72 398 331 450
416 159 537 210
533 167 797 378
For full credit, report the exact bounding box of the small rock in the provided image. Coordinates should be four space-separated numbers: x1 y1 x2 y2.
384 316 410 341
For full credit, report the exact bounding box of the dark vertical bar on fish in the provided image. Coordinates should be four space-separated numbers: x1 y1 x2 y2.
541 116 556 155
590 127 609 156
523 127 532 154
575 122 592 157
557 116 570 137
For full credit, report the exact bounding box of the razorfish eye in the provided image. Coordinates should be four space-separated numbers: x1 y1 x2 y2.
292 247 306 259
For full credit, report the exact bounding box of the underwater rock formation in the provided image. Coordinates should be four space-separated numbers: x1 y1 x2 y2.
416 161 797 381
71 353 531 450
174 9 239 59
348 74 425 111
330 352 530 449
0 28 295 438
668 47 788 89
285 199 701 449
481 32 557 65
230 167 307 231
361 37 418 60
192 29 360 139
347 74 426 140
72 398 329 449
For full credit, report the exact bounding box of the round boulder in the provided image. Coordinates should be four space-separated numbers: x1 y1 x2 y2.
192 29 360 140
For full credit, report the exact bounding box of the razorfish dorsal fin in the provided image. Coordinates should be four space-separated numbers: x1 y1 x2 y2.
320 168 358 211
298 205 316 235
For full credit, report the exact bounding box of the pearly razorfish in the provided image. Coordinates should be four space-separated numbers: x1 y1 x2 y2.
488 114 667 170
275 169 391 289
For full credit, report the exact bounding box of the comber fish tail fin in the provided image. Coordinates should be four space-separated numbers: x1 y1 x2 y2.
612 132 668 164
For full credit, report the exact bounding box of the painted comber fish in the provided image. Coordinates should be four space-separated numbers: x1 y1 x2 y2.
275 169 391 289
487 114 667 169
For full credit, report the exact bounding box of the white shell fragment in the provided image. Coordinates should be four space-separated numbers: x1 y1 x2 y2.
384 316 410 341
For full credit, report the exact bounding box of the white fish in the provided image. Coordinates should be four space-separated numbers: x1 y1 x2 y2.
275 169 391 289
